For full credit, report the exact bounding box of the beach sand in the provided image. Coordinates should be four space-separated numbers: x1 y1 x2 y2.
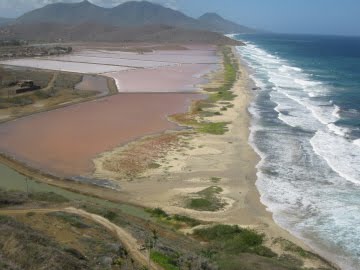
0 44 336 269
93 54 333 269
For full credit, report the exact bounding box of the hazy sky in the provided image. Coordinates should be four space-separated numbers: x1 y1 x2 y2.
1 0 359 36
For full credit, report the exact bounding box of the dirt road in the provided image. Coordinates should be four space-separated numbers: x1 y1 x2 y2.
0 207 162 270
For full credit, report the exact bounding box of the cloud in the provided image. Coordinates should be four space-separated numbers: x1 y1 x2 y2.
0 0 179 17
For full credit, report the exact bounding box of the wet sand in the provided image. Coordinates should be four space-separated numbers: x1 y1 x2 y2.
0 93 202 177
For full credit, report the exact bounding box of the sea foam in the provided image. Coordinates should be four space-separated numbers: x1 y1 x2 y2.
236 39 360 270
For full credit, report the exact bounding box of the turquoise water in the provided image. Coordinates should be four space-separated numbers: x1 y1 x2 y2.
235 34 360 269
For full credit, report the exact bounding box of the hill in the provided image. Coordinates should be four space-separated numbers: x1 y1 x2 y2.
0 18 14 26
16 0 254 34
16 1 106 25
199 13 255 34
0 22 242 45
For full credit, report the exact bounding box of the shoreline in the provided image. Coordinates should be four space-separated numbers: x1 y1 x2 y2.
235 47 342 269
0 45 337 269
110 48 336 268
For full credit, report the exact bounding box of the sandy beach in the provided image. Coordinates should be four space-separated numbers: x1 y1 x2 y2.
92 52 334 268
0 44 336 269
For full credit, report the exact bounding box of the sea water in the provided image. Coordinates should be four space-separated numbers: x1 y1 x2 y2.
234 34 360 269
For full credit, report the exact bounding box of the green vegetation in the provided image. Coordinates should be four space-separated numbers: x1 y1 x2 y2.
274 238 311 258
148 162 161 169
210 177 221 183
186 186 226 212
192 225 325 270
0 215 89 269
147 207 168 218
170 47 238 136
150 251 179 270
48 211 91 229
0 187 333 270
0 189 68 207
194 225 266 253
0 67 96 112
0 189 27 206
146 207 201 228
104 210 118 221
198 122 228 135
29 191 69 203
172 214 201 227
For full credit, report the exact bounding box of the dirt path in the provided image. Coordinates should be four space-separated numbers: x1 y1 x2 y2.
42 71 59 91
0 207 162 270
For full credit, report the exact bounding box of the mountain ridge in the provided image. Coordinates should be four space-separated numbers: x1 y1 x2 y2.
0 22 243 45
16 0 254 34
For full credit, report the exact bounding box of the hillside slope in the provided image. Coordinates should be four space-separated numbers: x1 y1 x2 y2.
199 13 255 33
16 0 254 34
0 18 14 26
0 22 243 45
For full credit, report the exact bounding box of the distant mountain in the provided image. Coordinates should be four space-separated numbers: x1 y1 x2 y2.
16 1 198 28
107 1 198 28
0 17 15 26
16 1 107 25
0 22 243 45
198 13 255 34
16 0 254 34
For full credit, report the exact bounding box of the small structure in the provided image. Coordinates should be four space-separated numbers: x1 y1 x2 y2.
17 80 34 88
15 80 40 94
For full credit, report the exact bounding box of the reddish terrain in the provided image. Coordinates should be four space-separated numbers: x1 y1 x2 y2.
0 93 201 177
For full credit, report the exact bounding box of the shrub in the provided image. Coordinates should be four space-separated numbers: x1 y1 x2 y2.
172 215 201 227
104 210 117 221
29 192 69 203
194 225 266 255
198 122 228 135
147 208 169 218
150 251 179 270
48 212 90 229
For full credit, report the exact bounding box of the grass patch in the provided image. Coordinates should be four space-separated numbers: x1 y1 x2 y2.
103 210 118 221
148 162 161 169
186 186 226 212
29 192 69 203
210 177 222 183
48 212 91 229
197 122 228 135
172 214 201 227
273 238 311 258
147 208 168 218
194 224 276 258
220 106 228 111
146 208 201 228
169 47 238 136
150 251 179 270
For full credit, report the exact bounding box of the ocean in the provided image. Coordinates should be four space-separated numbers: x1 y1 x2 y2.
234 34 360 269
